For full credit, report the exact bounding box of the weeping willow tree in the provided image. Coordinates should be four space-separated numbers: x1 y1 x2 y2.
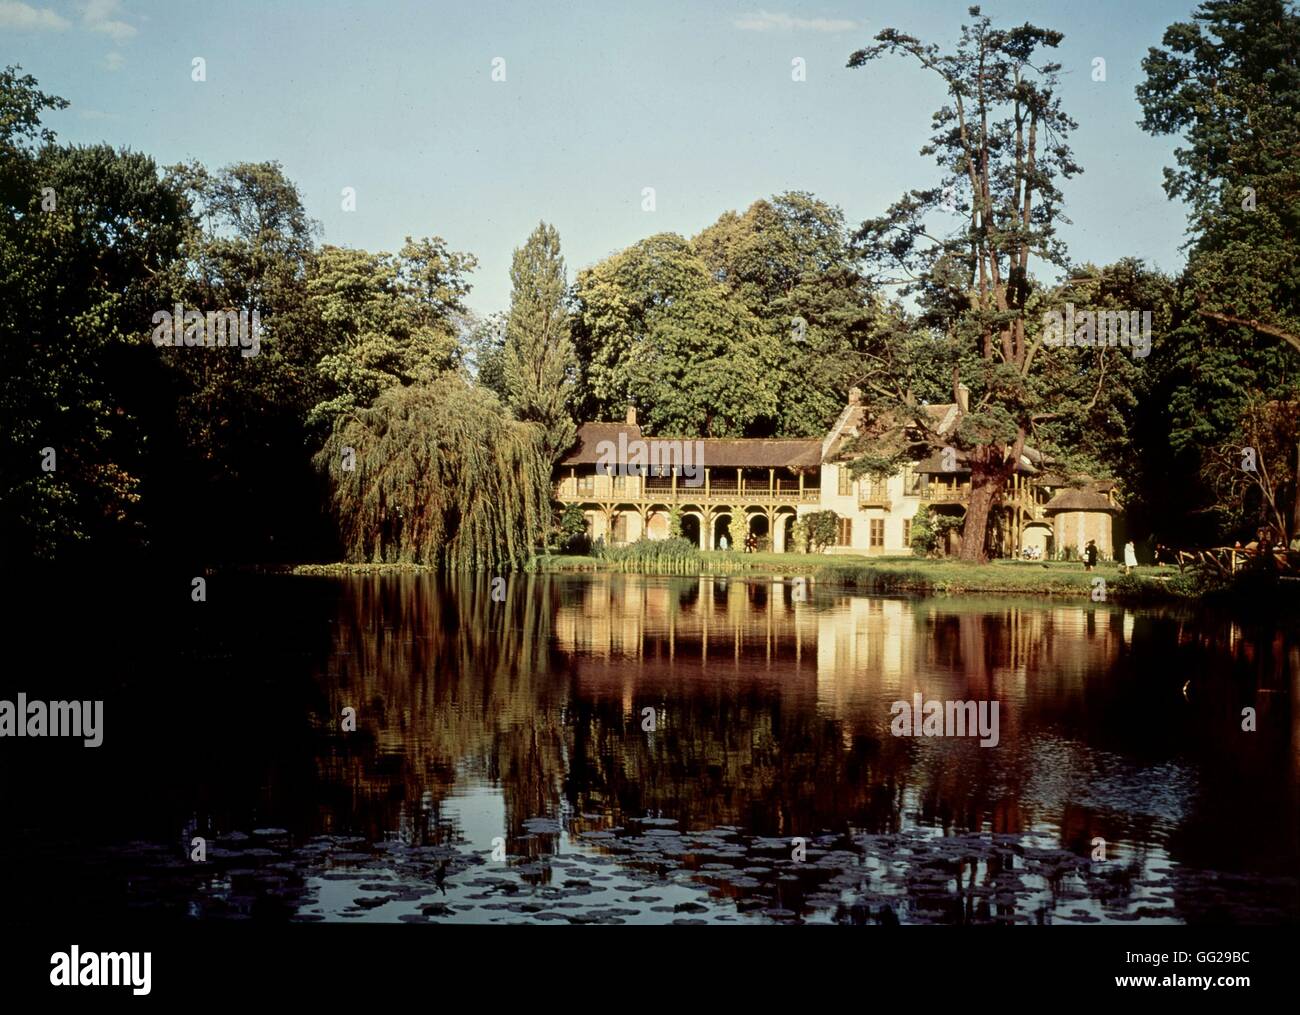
317 372 551 569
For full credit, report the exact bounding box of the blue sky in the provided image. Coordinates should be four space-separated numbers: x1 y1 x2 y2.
3 0 1196 316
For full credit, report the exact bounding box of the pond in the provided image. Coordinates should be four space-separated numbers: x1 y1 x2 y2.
3 573 1297 925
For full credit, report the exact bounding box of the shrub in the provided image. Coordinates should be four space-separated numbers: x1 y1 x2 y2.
804 510 839 552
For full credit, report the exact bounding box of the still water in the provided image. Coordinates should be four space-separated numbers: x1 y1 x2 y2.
4 573 1298 924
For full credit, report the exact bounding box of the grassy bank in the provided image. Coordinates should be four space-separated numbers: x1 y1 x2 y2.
529 550 1203 600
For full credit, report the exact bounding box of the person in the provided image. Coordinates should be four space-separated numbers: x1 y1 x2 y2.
1123 540 1137 574
719 534 729 551
1084 539 1098 571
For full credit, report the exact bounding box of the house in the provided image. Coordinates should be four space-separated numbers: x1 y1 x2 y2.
553 393 1118 557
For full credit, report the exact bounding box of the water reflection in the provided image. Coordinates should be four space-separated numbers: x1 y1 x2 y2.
6 572 1296 924
269 573 1295 923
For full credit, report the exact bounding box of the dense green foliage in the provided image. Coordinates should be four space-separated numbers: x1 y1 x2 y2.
317 375 550 569
503 222 576 462
5 0 1300 574
1137 0 1300 544
572 193 895 438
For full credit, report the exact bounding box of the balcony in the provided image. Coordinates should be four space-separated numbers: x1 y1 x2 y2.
858 484 891 510
557 475 821 504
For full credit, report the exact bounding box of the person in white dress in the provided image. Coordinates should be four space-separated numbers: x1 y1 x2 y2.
1123 540 1137 572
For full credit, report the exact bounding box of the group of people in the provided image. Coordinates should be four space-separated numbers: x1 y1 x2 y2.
717 533 761 552
1080 539 1139 572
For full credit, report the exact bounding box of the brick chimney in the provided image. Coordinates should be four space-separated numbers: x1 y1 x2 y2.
626 404 637 426
957 383 969 413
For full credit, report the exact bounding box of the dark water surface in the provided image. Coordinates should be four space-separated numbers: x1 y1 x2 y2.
3 573 1297 925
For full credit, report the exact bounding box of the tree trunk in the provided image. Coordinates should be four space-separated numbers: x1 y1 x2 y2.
1292 434 1300 544
959 444 1015 562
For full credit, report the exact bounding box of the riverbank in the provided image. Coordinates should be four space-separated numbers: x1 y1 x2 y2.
285 554 1300 606
528 551 1203 601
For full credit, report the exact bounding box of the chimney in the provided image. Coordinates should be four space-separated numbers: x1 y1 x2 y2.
956 383 969 413
625 404 637 426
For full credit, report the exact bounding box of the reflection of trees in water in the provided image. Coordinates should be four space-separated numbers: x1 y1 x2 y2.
310 575 1299 898
316 573 568 851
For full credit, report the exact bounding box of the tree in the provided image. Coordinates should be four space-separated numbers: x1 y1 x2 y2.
572 233 779 436
462 310 509 401
1 67 189 564
848 8 1082 561
1203 395 1299 544
693 192 884 435
1138 0 1300 541
502 222 576 462
305 239 468 429
316 373 550 569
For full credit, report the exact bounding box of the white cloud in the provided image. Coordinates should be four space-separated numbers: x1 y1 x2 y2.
0 1 71 30
80 0 137 41
734 10 860 33
103 51 125 71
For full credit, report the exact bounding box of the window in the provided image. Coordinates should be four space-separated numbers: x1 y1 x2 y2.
866 476 888 501
903 518 912 546
837 517 853 546
838 466 853 496
902 465 921 496
870 519 884 548
577 474 595 496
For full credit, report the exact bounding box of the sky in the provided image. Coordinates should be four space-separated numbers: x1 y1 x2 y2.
3 0 1197 317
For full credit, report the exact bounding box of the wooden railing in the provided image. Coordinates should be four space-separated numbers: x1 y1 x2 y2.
558 479 820 504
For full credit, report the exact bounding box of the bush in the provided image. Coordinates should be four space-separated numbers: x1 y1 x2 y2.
804 510 839 552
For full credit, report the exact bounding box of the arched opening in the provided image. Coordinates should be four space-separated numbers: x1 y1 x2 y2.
679 513 701 547
746 512 770 552
778 513 796 554
713 512 734 550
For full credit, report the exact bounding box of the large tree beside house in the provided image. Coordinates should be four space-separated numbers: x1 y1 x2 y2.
847 8 1083 561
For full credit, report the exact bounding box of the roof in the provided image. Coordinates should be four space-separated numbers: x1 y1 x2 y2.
558 423 822 469
696 439 822 469
558 423 643 465
1043 488 1118 513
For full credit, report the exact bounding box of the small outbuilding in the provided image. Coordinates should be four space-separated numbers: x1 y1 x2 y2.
1043 487 1119 560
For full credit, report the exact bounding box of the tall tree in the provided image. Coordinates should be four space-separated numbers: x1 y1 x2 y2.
572 233 779 436
502 222 576 462
1138 0 1300 542
848 8 1082 560
693 192 884 436
0 68 190 564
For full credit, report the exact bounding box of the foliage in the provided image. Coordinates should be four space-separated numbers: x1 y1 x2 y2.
502 222 577 462
0 68 189 563
789 517 808 553
1137 0 1300 544
557 501 588 553
594 536 701 573
848 9 1081 560
803 510 840 552
1201 395 1300 543
305 238 473 430
316 373 550 569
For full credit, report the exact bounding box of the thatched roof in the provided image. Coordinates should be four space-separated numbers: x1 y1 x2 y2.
1043 488 1117 513
558 423 821 469
697 439 822 469
558 423 643 465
